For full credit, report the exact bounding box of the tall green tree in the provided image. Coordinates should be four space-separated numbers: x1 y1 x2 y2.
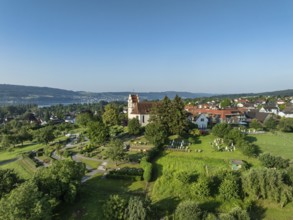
145 122 168 147
264 117 277 131
150 96 172 133
169 95 189 135
87 121 109 145
34 160 85 204
102 104 120 126
0 180 52 220
219 174 240 200
103 194 127 220
249 119 263 130
212 123 231 138
75 112 93 128
278 118 293 132
175 200 203 220
35 126 55 145
106 139 126 166
125 196 151 220
0 169 22 199
128 118 141 135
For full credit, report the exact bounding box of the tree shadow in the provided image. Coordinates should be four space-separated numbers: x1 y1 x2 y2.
199 200 221 213
245 136 257 143
248 202 266 220
152 197 180 219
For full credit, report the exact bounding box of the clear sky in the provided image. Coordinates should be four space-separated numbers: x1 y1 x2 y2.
0 0 293 94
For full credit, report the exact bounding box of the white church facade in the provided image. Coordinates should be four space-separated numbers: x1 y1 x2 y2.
128 94 154 126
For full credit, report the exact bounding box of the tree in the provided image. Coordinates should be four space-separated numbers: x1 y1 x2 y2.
278 118 293 132
264 117 277 131
150 96 171 134
259 153 289 169
219 207 250 220
169 95 189 135
87 121 109 145
0 180 52 220
192 177 211 199
128 118 141 135
0 135 13 149
16 127 33 146
103 194 127 220
242 168 293 206
249 119 263 130
35 126 55 145
106 139 126 166
34 160 85 204
145 122 168 147
125 196 151 220
0 169 22 199
220 98 231 108
75 112 93 128
219 175 240 200
175 200 203 220
102 104 120 126
212 123 231 138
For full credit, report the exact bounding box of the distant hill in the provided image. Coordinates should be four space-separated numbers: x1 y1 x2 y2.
0 84 212 106
213 89 293 99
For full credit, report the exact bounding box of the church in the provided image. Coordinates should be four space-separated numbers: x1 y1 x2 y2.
128 94 155 126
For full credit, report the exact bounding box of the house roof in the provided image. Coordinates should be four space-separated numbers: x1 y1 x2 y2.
283 105 293 114
185 107 244 120
131 102 155 115
262 106 278 111
245 110 270 123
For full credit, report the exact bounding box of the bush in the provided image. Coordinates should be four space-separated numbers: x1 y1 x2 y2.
106 167 144 181
143 163 153 182
259 153 289 169
175 200 203 220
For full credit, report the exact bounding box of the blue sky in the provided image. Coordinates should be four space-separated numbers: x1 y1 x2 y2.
0 0 293 93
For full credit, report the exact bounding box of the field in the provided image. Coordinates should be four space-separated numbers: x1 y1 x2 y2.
0 143 45 178
249 132 293 160
58 175 145 220
150 133 293 219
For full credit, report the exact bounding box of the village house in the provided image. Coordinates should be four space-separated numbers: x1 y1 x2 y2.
185 106 247 125
192 114 209 129
278 105 293 118
259 105 279 115
128 94 155 126
245 109 271 123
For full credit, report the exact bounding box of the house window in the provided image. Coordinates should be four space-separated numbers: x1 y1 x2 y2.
142 115 145 123
201 118 205 122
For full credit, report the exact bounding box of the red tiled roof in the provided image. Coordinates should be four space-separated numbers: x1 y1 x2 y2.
132 102 155 115
185 106 245 120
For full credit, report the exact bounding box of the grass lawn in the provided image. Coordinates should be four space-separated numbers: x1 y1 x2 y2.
78 157 101 169
150 134 293 218
249 132 293 160
0 142 45 162
58 175 146 220
258 200 293 220
1 156 38 179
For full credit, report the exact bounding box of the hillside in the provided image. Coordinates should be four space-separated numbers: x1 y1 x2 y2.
0 84 212 105
213 89 293 99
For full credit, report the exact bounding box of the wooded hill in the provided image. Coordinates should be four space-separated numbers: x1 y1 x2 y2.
0 84 212 105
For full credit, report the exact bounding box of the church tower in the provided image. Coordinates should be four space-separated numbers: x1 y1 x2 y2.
128 94 139 119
